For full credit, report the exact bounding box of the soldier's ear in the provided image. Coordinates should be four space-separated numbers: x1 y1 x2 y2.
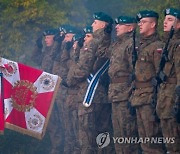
101 21 107 29
128 25 134 32
150 21 156 29
176 19 180 29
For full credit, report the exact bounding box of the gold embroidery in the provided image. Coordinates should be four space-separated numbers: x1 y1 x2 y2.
11 80 38 112
27 114 43 130
39 74 55 91
2 62 17 76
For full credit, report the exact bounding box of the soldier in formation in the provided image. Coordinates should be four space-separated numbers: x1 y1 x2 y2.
108 15 140 154
31 7 180 154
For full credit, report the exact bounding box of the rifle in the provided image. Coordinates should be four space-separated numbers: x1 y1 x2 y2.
127 30 137 116
151 23 175 122
132 29 138 77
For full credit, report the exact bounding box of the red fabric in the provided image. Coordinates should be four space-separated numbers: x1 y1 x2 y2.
0 58 59 138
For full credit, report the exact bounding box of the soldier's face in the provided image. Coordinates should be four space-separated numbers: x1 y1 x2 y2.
92 20 106 32
84 33 93 45
115 24 133 36
164 15 180 31
45 35 54 47
138 17 155 36
63 33 74 42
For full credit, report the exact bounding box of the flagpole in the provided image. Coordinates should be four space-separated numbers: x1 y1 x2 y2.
0 70 4 114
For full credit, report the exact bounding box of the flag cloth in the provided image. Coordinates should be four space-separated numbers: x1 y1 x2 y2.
0 57 61 139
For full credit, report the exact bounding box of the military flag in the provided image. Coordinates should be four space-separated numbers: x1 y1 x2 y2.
0 57 61 139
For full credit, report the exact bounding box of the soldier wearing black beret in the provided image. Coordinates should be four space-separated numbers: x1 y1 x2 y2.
66 12 115 153
131 10 166 154
31 28 59 72
156 8 180 154
108 15 141 153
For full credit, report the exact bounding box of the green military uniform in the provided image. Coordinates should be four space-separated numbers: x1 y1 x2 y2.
131 10 165 154
108 16 140 154
31 29 59 73
156 8 180 154
67 20 115 153
56 26 83 154
31 28 65 154
45 27 66 154
62 33 85 154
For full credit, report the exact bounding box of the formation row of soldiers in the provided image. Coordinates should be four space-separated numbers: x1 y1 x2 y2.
31 7 180 154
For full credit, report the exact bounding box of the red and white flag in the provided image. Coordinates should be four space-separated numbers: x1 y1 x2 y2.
0 57 61 139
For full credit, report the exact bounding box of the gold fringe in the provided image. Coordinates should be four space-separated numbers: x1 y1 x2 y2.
41 76 61 139
5 123 42 139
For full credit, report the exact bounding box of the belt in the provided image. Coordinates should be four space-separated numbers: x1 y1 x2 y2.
166 77 177 84
135 81 152 89
111 76 129 83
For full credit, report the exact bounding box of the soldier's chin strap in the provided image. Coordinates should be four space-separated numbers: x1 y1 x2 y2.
83 60 110 107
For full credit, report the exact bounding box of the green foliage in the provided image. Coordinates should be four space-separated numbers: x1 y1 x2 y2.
85 0 180 35
0 0 67 62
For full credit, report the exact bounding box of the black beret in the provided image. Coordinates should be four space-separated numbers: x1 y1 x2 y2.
83 26 93 34
164 8 180 19
115 16 137 24
59 24 69 32
72 33 85 42
62 25 78 34
136 10 159 21
93 12 113 25
43 29 58 36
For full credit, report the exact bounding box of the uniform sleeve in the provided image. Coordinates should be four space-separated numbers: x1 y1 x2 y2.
95 34 111 58
106 43 114 58
153 43 163 73
175 44 180 85
126 43 134 72
66 45 96 86
31 44 43 66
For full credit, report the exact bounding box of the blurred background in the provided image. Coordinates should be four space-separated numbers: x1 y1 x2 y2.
0 0 179 153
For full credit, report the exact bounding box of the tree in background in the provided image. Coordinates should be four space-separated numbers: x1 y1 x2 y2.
0 0 89 65
85 0 180 34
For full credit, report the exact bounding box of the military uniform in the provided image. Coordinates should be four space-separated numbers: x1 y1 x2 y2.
31 29 65 154
48 41 67 154
131 10 165 154
62 33 86 154
156 8 180 154
46 28 67 154
53 26 83 154
31 29 59 73
108 16 140 154
67 22 114 153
